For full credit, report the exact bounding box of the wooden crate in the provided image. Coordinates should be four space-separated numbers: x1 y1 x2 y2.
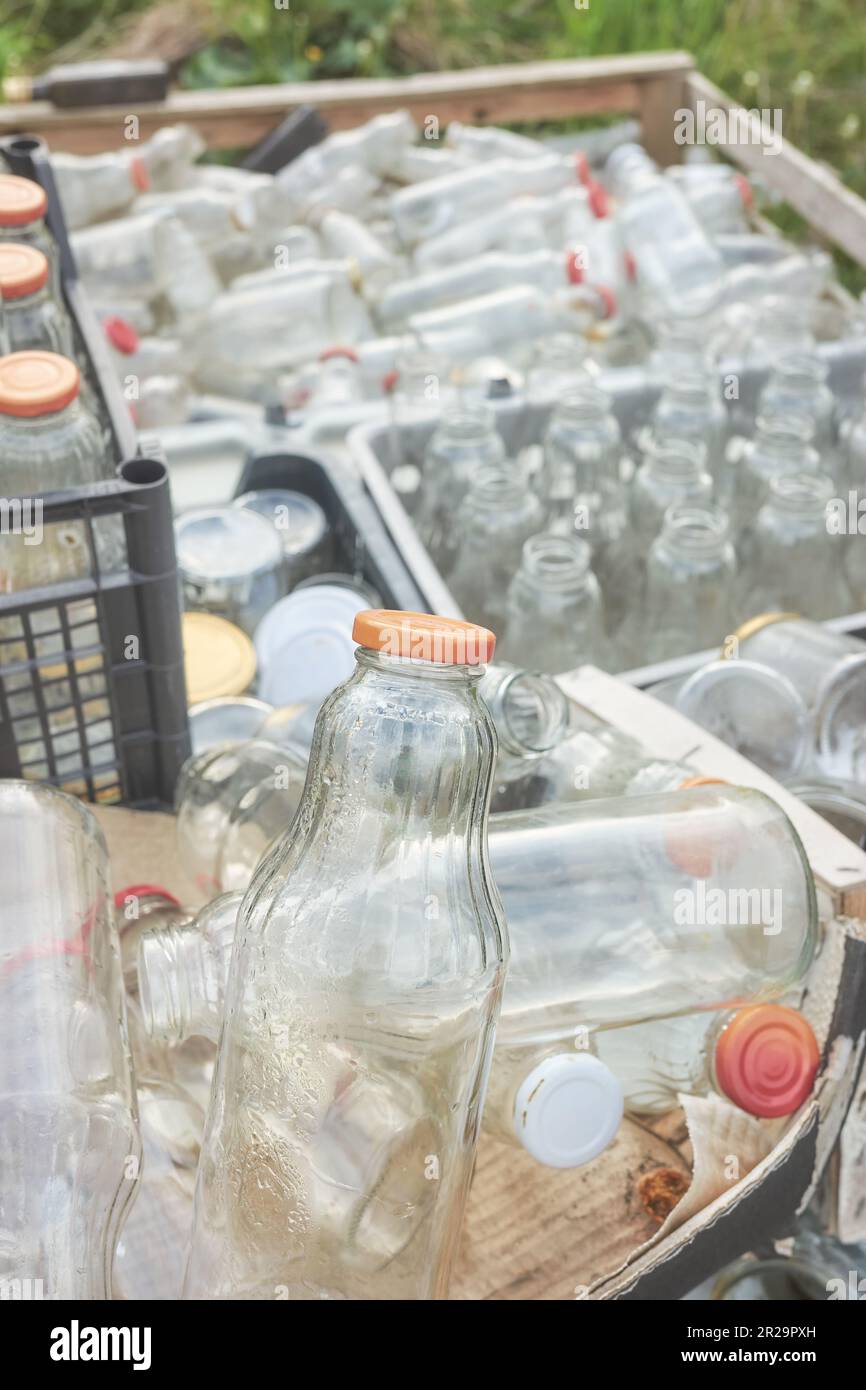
1 51 864 267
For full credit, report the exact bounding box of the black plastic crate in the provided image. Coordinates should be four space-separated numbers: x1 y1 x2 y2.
0 134 190 807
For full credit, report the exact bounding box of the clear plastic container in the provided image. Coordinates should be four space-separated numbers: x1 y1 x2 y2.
731 615 866 783
175 738 308 897
175 506 285 637
182 610 507 1300
445 463 545 633
52 148 150 230
0 782 140 1297
502 533 609 673
604 143 724 315
740 471 852 621
0 243 73 357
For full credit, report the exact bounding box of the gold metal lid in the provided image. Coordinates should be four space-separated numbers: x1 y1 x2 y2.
722 612 801 653
182 612 256 704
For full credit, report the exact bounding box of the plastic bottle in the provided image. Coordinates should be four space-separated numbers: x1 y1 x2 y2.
182 610 507 1300
412 188 584 272
377 248 587 329
315 209 401 301
137 123 206 192
409 283 606 363
390 154 576 245
444 121 546 161
51 148 150 230
0 243 73 357
605 143 725 315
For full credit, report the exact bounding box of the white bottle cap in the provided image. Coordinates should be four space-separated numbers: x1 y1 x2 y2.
512 1053 623 1168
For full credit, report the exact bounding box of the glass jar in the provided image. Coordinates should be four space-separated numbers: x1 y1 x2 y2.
0 174 59 293
0 782 140 1298
502 533 609 673
415 403 505 570
182 610 507 1300
730 615 866 783
445 463 544 632
174 506 285 638
0 243 73 357
739 471 852 621
638 504 737 663
175 737 309 898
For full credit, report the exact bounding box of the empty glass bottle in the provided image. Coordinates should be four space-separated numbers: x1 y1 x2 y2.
541 383 623 535
636 504 737 664
389 154 573 245
630 438 714 555
415 403 506 569
182 610 507 1300
445 463 544 631
502 534 608 673
739 471 851 621
730 615 866 784
377 248 585 329
757 354 836 455
410 283 603 362
736 415 821 533
0 243 73 357
0 782 140 1297
650 371 729 500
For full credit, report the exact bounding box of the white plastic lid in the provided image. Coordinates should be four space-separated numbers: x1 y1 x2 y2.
254 583 370 706
512 1053 623 1169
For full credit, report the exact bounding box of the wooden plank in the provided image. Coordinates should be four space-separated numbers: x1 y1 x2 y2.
0 53 696 155
639 72 689 167
686 72 866 269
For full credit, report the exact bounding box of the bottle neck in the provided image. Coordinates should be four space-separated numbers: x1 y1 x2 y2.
480 661 570 756
763 471 834 525
753 414 816 464
464 462 528 513
1 397 80 435
644 440 707 484
137 891 242 1044
656 505 732 566
518 534 595 597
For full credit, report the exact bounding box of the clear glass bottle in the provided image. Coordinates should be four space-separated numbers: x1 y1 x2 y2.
0 242 78 374
638 504 736 663
0 350 113 594
0 173 59 293
541 383 624 535
604 143 724 316
629 438 714 555
377 248 584 329
650 371 729 500
736 413 821 532
175 737 309 898
757 353 836 454
502 533 609 673
731 615 866 784
410 283 604 362
445 462 544 632
389 154 573 245
182 610 507 1300
415 403 505 569
740 471 851 621
0 782 140 1298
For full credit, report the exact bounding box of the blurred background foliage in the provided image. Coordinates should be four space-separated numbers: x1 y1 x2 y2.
0 0 863 266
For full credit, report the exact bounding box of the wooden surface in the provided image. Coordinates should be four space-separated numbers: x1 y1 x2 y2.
0 52 696 155
685 72 866 269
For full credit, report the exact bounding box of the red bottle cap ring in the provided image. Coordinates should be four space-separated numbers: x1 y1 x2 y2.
319 345 359 363
715 1005 820 1118
565 248 585 285
575 151 592 187
596 285 617 321
734 172 754 212
623 249 638 282
103 315 140 356
587 180 610 219
130 156 150 193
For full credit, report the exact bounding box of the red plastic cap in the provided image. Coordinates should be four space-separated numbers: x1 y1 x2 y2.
575 151 592 187
596 285 617 320
319 345 359 363
353 609 495 665
715 1005 820 1118
0 173 48 227
623 249 638 282
381 368 399 394
565 249 585 285
587 180 610 219
130 156 150 193
734 172 754 212
103 315 140 356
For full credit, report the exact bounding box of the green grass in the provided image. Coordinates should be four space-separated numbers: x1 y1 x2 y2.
3 0 864 285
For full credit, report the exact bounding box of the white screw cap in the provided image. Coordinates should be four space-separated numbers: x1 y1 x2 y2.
513 1053 624 1168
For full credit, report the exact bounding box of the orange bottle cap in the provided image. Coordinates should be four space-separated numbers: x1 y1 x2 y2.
715 1004 819 1118
0 242 48 299
0 173 48 226
0 351 80 417
352 609 495 665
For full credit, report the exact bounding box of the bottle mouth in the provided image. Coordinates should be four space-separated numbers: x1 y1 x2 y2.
466 462 527 508
771 352 829 388
556 382 613 419
438 403 495 440
520 533 592 590
491 666 571 754
754 411 816 450
661 503 730 551
647 437 708 477
766 469 834 515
